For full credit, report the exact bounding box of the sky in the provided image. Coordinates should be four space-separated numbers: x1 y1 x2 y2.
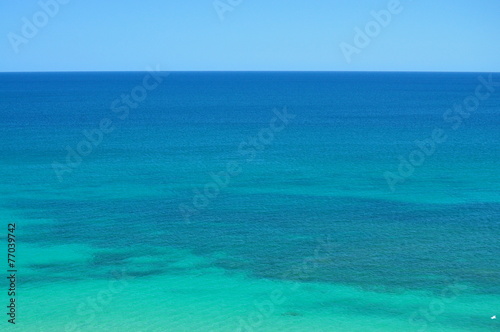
0 0 499 72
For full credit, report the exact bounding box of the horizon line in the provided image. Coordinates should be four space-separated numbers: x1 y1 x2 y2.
1 70 499 74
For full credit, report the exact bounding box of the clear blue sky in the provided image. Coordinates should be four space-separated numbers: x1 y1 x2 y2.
1 0 499 72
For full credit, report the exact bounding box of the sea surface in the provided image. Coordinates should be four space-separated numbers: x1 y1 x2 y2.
0 72 499 331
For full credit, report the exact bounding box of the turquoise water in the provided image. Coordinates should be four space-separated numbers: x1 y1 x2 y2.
0 72 499 331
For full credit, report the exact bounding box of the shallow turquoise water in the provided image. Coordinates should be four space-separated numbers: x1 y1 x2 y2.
0 72 499 331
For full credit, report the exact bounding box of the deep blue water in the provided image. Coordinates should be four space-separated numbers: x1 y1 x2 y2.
0 72 499 331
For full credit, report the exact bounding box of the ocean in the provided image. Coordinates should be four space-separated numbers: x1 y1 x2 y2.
0 72 499 331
